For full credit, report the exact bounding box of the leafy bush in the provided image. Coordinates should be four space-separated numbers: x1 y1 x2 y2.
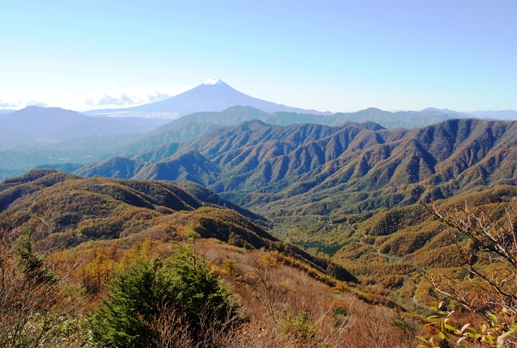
419 201 517 347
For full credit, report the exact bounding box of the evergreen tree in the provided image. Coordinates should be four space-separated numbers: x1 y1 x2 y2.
92 245 239 347
13 228 57 284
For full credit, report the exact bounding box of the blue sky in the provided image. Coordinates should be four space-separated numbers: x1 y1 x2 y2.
1 0 515 112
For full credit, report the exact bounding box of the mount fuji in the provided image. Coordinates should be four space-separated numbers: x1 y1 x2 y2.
87 79 331 118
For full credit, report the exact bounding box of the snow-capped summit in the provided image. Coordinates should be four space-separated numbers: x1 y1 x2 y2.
87 79 330 118
203 78 224 85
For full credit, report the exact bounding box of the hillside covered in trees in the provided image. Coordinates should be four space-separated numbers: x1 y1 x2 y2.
75 118 517 246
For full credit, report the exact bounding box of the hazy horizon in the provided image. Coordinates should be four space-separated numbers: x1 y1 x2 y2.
1 1 515 113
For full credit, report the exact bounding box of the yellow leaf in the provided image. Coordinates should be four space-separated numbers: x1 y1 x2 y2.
444 323 456 332
497 329 516 346
488 313 498 325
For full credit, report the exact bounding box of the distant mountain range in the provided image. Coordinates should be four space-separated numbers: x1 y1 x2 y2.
0 106 169 149
0 105 462 175
81 79 516 122
70 117 517 268
2 80 516 122
147 105 458 131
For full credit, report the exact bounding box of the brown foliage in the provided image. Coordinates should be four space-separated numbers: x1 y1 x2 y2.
0 230 89 347
197 240 422 347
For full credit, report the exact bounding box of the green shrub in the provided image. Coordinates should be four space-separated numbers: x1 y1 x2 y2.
91 245 240 347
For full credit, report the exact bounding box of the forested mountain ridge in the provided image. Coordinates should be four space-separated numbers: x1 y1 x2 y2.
0 105 462 177
77 118 517 214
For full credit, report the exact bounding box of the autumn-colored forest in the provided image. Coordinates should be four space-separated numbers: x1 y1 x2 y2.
2 167 517 346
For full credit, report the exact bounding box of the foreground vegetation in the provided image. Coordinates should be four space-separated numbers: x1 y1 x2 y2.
3 167 517 346
0 231 421 347
0 170 421 347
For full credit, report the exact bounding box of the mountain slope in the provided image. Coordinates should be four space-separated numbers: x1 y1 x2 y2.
152 105 270 132
0 170 356 283
77 118 517 230
116 122 220 158
76 156 147 179
133 150 222 185
326 184 517 311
